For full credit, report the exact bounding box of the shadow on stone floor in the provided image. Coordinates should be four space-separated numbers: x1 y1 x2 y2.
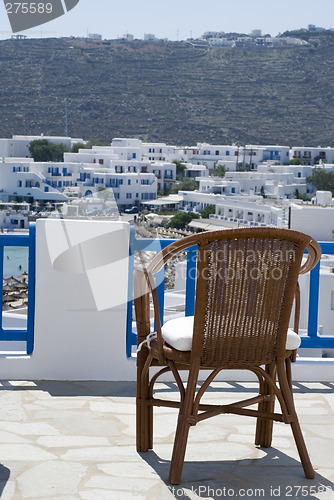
140 449 334 499
0 380 332 397
0 464 10 497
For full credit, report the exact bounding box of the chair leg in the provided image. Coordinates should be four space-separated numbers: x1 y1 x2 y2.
255 364 276 447
277 362 314 479
136 362 153 452
169 416 191 484
168 368 199 484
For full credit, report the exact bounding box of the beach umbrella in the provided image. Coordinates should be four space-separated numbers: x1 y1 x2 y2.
3 276 19 284
2 295 17 302
18 272 28 279
2 284 14 292
14 282 27 289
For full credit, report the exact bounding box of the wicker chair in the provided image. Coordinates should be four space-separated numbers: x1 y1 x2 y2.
134 228 321 484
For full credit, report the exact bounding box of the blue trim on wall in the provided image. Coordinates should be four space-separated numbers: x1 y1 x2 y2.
0 223 36 354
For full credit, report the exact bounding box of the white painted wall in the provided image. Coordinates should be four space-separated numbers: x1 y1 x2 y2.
0 219 136 380
291 205 334 241
0 219 332 382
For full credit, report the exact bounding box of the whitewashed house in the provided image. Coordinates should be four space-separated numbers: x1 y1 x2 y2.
291 147 334 165
0 134 83 159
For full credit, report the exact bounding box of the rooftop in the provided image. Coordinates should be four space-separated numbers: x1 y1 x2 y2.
0 380 333 498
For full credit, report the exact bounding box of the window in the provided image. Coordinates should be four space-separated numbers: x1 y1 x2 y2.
215 150 219 155
17 181 22 187
99 159 104 165
128 179 131 185
126 193 132 199
226 151 230 156
331 291 334 310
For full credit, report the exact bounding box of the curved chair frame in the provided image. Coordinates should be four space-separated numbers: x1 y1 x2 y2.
134 227 321 484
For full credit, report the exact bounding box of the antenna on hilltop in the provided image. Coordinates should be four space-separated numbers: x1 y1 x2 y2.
65 98 69 137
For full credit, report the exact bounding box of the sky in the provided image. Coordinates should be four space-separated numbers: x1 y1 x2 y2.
0 0 334 41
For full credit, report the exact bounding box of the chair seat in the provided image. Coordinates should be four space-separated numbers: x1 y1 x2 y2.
161 316 301 352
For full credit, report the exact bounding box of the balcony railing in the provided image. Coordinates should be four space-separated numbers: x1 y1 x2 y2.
0 224 36 354
2 225 334 360
126 228 334 357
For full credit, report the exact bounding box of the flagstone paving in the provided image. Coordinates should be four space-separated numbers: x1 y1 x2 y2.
0 380 333 499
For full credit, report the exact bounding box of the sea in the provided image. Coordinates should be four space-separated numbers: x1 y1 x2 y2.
3 247 29 280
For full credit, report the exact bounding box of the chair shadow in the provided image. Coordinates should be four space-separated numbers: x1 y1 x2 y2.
140 449 334 499
0 464 10 497
0 380 332 398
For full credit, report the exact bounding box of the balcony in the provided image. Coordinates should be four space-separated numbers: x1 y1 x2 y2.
0 379 332 497
0 220 332 496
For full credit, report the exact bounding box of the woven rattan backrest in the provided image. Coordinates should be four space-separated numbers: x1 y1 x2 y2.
194 234 303 365
147 228 321 366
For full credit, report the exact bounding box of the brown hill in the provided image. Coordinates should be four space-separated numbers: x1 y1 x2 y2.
0 37 333 146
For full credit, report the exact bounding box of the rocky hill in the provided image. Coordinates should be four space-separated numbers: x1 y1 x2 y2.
0 37 333 147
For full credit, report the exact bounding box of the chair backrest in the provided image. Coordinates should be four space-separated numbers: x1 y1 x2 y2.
147 228 321 366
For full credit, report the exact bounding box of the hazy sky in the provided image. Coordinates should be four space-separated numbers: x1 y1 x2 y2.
1 0 334 40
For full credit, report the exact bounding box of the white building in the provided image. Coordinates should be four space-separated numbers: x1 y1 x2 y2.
0 135 84 159
212 199 285 227
183 164 209 178
208 38 233 46
0 158 68 203
291 147 334 165
142 142 177 162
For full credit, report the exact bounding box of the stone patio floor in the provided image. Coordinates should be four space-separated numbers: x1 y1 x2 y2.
0 380 333 499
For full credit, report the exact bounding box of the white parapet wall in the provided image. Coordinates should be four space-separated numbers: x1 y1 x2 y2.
0 218 333 382
0 218 136 380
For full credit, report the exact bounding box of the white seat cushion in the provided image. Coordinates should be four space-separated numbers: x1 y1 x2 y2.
161 316 194 351
161 316 301 352
286 328 302 350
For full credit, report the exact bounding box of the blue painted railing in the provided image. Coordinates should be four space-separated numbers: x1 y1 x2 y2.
0 224 36 354
127 232 334 357
303 241 334 348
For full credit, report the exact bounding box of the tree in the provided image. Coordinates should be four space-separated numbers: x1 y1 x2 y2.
200 205 215 218
212 165 226 177
85 139 105 148
71 142 86 153
294 189 311 201
306 168 334 195
71 139 105 153
29 139 69 162
172 160 187 179
288 158 303 165
167 212 200 230
170 180 199 194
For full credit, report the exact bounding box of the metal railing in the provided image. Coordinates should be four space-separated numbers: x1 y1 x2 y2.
0 223 36 355
127 229 334 357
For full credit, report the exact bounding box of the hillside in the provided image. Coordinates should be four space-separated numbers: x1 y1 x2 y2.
0 37 333 147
